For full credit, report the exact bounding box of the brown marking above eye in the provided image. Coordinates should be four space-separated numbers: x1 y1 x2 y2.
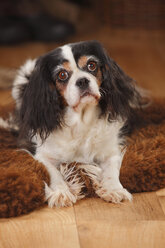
78 56 88 68
62 61 71 72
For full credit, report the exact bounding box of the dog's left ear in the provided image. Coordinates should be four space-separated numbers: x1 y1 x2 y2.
18 55 64 141
99 47 141 120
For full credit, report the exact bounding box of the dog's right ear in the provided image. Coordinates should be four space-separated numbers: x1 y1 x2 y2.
13 56 64 142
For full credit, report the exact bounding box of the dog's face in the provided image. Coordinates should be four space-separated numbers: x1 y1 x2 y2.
14 40 140 140
54 44 102 110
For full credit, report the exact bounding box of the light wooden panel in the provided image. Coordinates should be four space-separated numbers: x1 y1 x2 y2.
74 193 165 222
0 207 80 248
77 220 165 248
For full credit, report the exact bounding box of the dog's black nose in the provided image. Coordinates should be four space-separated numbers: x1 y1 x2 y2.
76 78 89 90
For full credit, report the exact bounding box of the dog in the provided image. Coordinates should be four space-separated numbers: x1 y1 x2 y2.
12 40 141 207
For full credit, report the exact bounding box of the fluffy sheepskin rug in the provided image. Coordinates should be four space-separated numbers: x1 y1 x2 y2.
0 98 165 218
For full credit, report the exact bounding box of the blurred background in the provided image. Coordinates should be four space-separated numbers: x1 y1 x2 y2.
0 0 165 102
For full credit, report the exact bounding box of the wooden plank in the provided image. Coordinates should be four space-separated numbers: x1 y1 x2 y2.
156 189 165 215
156 188 165 197
158 197 165 215
77 220 165 248
74 194 165 248
74 192 165 222
0 207 80 248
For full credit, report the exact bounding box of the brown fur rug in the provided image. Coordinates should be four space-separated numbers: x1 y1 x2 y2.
0 98 165 218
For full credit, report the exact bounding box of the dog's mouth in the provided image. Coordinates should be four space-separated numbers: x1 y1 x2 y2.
80 91 100 101
81 91 90 97
73 91 100 111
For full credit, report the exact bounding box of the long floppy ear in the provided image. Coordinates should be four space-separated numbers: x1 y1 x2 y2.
99 48 141 120
18 56 64 141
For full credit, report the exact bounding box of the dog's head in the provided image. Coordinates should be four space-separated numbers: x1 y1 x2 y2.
13 40 140 140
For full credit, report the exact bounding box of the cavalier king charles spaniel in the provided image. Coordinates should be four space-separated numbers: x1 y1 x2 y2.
12 40 141 207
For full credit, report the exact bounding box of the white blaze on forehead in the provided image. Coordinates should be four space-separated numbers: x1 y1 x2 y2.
61 45 77 70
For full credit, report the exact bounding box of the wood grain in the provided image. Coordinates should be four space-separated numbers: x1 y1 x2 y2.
0 29 165 248
74 193 165 248
0 207 80 248
77 221 165 248
74 193 165 222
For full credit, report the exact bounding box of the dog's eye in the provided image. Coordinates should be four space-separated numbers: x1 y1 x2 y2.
87 61 97 72
58 70 69 81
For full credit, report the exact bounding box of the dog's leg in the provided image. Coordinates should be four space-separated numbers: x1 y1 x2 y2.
36 155 77 207
96 151 132 203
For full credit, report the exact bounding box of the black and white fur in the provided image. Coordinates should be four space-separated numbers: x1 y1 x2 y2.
12 41 141 207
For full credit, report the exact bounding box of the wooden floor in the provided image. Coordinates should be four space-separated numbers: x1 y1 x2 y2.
0 28 165 248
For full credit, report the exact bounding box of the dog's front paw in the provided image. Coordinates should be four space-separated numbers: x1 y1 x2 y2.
44 183 77 208
96 187 132 203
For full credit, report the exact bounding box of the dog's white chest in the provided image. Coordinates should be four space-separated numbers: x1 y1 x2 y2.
35 106 123 165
